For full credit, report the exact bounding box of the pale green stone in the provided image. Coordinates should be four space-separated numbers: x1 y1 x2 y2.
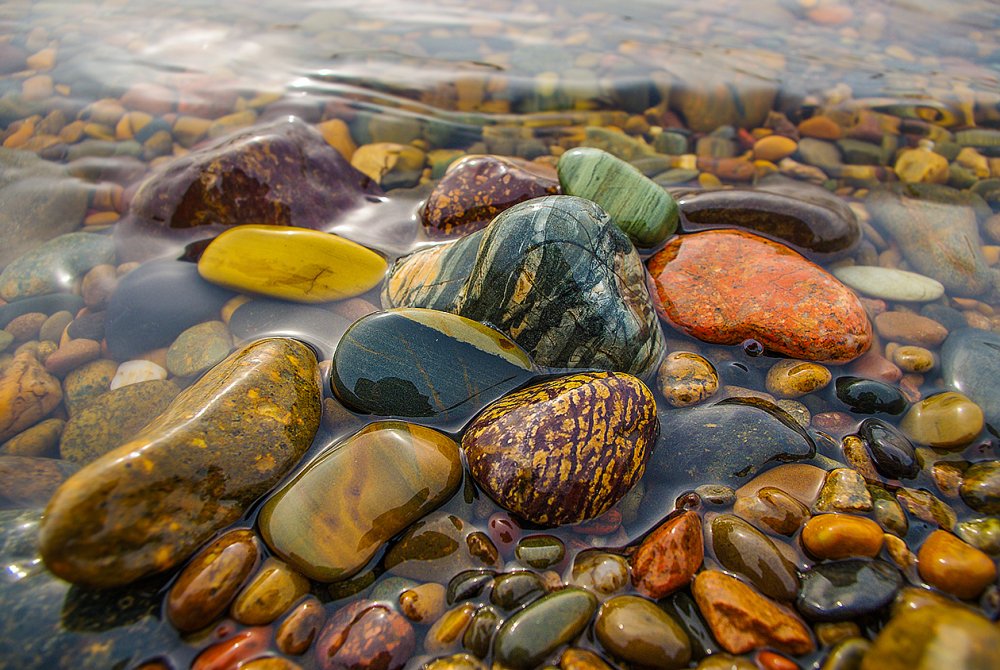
832 265 945 302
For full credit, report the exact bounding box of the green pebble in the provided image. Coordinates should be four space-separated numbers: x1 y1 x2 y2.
166 320 232 378
0 232 115 301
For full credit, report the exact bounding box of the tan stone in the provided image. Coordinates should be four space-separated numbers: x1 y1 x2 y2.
0 352 63 441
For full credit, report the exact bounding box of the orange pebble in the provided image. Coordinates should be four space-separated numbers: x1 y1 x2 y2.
798 116 843 140
801 513 884 559
917 530 997 600
753 135 798 162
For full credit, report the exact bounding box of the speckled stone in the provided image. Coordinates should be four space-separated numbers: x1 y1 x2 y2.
62 358 118 416
656 351 719 407
463 371 656 526
558 147 678 247
765 359 831 399
166 320 232 378
0 455 79 508
813 469 873 514
630 511 703 599
832 266 945 303
960 461 1000 515
314 600 414 670
0 351 63 442
231 557 310 625
648 230 871 363
0 232 115 301
0 417 63 457
383 195 666 376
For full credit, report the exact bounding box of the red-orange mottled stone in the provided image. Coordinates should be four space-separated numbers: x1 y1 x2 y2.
315 600 415 670
630 510 703 599
647 230 871 363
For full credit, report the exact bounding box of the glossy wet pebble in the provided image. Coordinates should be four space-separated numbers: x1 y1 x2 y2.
710 514 799 601
384 513 500 581
198 225 387 303
0 231 115 301
796 559 902 621
570 551 630 596
648 230 871 363
900 391 984 450
514 535 565 570
463 371 656 526
857 418 919 480
490 571 547 611
594 595 691 669
656 351 719 407
315 600 415 670
231 557 309 625
860 604 1000 669
834 376 907 416
110 359 167 389
259 422 462 581
558 146 678 247
0 351 62 442
165 320 232 378
492 588 597 670
630 510 703 599
383 195 665 376
916 530 997 599
733 486 809 536
941 328 1000 428
39 338 320 587
764 359 831 399
832 266 944 302
874 311 948 348
331 308 534 422
801 514 883 559
960 461 1000 514
276 596 325 656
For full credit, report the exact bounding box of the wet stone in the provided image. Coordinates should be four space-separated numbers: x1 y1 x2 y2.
874 311 949 348
733 487 809 536
0 232 115 301
514 535 565 570
941 328 1000 429
331 308 535 423
165 321 232 378
870 486 909 537
916 530 997 600
228 298 353 360
490 571 547 611
259 422 462 582
558 147 679 248
960 461 1000 514
421 154 560 238
957 518 1000 555
630 511 704 600
764 359 831 399
276 596 325 656
569 551 630 596
0 455 79 508
656 351 720 408
231 557 310 626
0 417 63 457
463 371 656 526
447 569 496 605
559 648 614 670
648 230 871 363
797 559 902 622
594 595 691 669
896 487 957 529
315 600 415 670
39 338 321 588
710 514 800 601
492 588 598 670
383 195 666 376
900 391 984 450
858 418 919 480
813 469 873 514
0 351 63 442
831 266 945 303
834 376 908 416
59 379 180 464
110 359 168 390
384 513 500 582
62 358 118 416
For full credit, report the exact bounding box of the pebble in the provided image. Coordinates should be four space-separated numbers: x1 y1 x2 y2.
0 351 62 442
59 379 180 463
832 265 944 303
648 230 871 363
558 146 678 247
870 486 908 537
399 582 447 623
166 529 261 633
198 225 387 304
710 514 800 601
890 345 935 373
957 517 1000 555
514 535 565 570
351 142 425 189
559 648 614 670
857 418 920 480
860 604 1000 669
764 359 831 398
0 231 115 301
735 463 828 508
463 371 656 525
38 311 72 344
0 455 79 507
276 596 325 656
733 486 809 536
490 571 547 611
39 338 320 587
801 513 883 560
569 551 630 596
941 328 1000 428
797 559 902 621
64 311 105 342
893 146 949 184
753 135 798 162
896 487 957 529
874 311 948 347
492 588 597 670
960 461 1000 515
314 600 414 670
165 320 232 378
834 376 908 416
384 513 500 581
62 358 118 415
916 530 997 599
191 627 271 670
594 595 691 669
81 264 118 308
692 570 814 656
0 417 63 457
259 422 462 582
425 603 475 653
5 313 46 342
43 338 101 377
231 557 310 625
630 511 703 599
813 468 873 513
110 359 168 389
656 351 719 407
899 391 984 450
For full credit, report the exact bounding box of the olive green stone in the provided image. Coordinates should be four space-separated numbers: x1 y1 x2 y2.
62 358 119 416
490 571 547 611
594 595 691 669
569 551 630 596
957 518 1000 555
860 605 1000 670
514 535 565 569
384 513 501 581
59 380 180 464
557 147 678 247
493 588 598 670
710 514 800 601
165 320 232 378
959 461 1000 515
822 638 871 670
0 232 115 301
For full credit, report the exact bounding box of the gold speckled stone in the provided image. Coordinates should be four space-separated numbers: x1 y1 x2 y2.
656 351 719 407
463 371 657 526
765 359 832 399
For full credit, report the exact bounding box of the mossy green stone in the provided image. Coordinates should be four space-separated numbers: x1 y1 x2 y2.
165 320 233 378
493 587 597 670
558 147 678 248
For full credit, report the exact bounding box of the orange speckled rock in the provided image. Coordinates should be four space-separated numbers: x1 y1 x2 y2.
630 510 703 599
421 154 560 238
648 230 871 363
692 570 815 656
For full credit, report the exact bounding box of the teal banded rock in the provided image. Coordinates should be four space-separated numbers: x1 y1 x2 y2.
0 232 115 301
331 308 536 423
463 371 657 526
383 195 666 377
258 421 462 582
38 338 321 588
557 147 678 247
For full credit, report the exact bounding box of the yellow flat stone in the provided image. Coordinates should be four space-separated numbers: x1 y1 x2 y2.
198 225 387 303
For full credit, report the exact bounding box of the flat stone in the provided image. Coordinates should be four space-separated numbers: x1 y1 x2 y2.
832 266 945 303
197 225 387 304
165 320 232 378
110 359 168 390
0 232 115 302
259 421 462 582
860 605 1000 670
558 147 678 247
384 195 665 376
941 328 1000 428
796 559 902 621
874 311 948 347
43 338 101 377
648 230 871 363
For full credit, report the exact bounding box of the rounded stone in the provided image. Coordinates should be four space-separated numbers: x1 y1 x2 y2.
594 595 691 669
899 392 984 450
569 551 630 596
796 559 902 621
490 571 547 611
399 582 447 623
0 231 115 301
832 266 945 303
801 514 884 560
890 345 935 374
166 320 232 378
314 600 415 670
0 417 64 457
710 514 800 601
733 486 809 536
231 557 310 626
656 351 719 408
276 596 326 656
917 530 997 600
753 135 798 162
492 588 598 670
957 517 1000 555
765 359 831 399
110 359 168 390
834 376 908 416
874 311 948 348
630 510 703 600
514 535 565 570
384 513 500 581
259 421 462 582
960 461 1000 515
857 418 919 480
463 371 656 526
941 328 1000 427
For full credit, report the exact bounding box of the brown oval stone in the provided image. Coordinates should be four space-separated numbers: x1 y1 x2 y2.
191 627 271 670
917 530 997 600
232 557 311 626
733 487 809 536
801 514 884 560
314 600 415 670
630 511 703 599
276 596 326 656
656 351 719 408
765 360 832 399
873 311 948 348
43 338 101 377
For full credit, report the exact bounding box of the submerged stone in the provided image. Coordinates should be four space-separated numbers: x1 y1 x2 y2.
796 559 902 621
384 513 501 581
462 371 657 526
38 338 321 588
259 421 462 582
383 195 665 377
710 514 800 601
0 232 115 302
860 605 1000 670
492 588 597 670
832 266 945 303
941 328 1000 428
227 298 353 360
330 308 535 423
648 230 871 363
0 351 63 442
594 595 691 669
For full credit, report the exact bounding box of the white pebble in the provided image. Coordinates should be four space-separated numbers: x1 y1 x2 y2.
833 265 945 302
110 359 168 390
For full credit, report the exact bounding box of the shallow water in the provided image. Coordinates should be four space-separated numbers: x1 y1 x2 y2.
1 1 999 669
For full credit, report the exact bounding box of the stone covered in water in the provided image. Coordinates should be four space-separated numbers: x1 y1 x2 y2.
899 391 984 450
941 328 1000 428
384 512 501 581
0 232 115 301
258 421 463 582
558 147 679 248
796 559 902 622
709 514 799 601
462 371 657 526
832 266 945 303
197 225 387 304
331 308 535 423
315 600 415 670
38 338 321 588
860 605 1000 670
676 181 861 261
630 511 703 599
421 154 560 238
383 195 666 377
492 587 597 670
117 116 383 260
594 595 691 669
648 230 871 363
0 351 63 442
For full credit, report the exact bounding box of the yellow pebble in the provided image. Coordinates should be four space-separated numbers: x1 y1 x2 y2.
317 118 356 160
753 135 798 162
764 359 831 399
890 345 934 373
894 146 949 184
801 513 884 560
2 117 36 149
84 211 120 227
26 47 57 71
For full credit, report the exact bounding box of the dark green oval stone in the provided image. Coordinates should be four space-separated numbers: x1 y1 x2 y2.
834 376 908 416
514 535 565 569
492 587 598 670
490 571 547 611
447 569 496 605
710 514 800 601
463 605 501 658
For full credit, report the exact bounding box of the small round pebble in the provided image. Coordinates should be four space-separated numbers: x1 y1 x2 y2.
39 310 73 343
400 582 447 623
899 391 984 450
166 320 232 377
110 359 169 390
801 513 884 559
656 351 719 407
44 338 101 377
832 265 944 303
765 359 831 398
960 461 1000 515
917 530 997 600
890 345 935 373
